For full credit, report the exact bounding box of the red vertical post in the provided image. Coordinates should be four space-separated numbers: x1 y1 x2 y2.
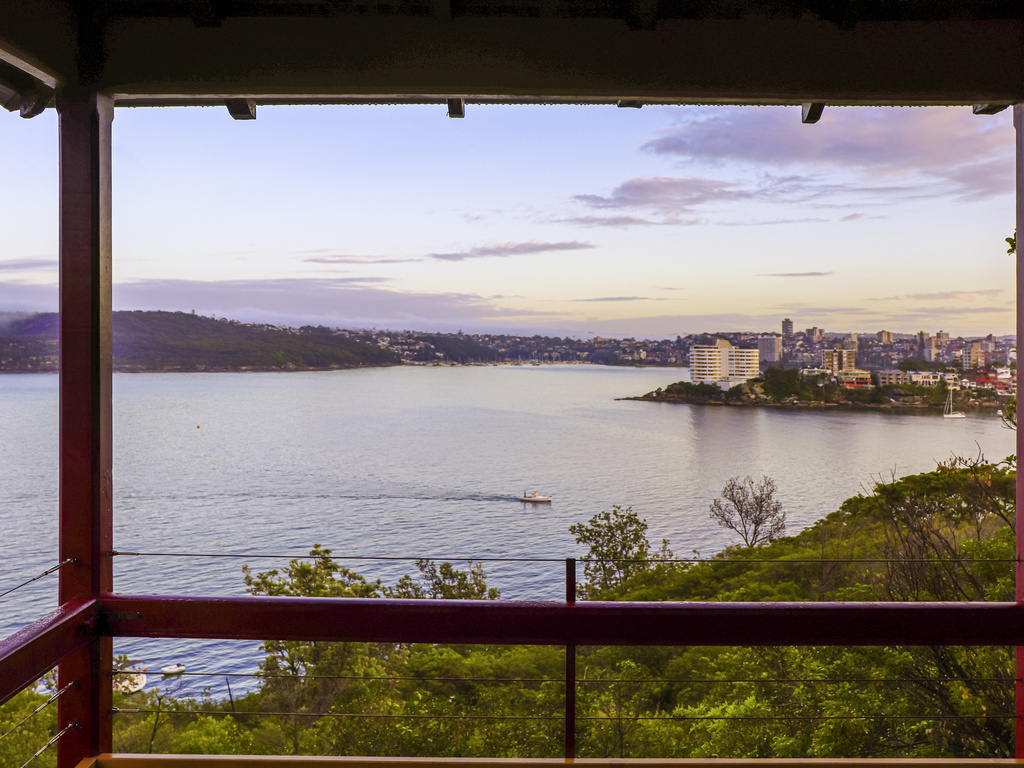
565 558 576 761
56 89 114 768
1014 103 1024 761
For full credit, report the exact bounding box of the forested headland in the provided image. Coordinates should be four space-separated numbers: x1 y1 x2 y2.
632 366 1003 414
2 456 1016 763
0 311 400 372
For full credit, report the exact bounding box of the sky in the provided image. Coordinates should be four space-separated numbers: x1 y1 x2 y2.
0 103 1016 338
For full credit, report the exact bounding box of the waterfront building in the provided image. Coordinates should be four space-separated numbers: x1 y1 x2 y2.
866 370 934 388
910 371 943 387
876 369 909 386
691 338 760 389
837 369 874 389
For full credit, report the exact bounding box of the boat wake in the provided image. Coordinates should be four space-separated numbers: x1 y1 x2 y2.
353 491 515 503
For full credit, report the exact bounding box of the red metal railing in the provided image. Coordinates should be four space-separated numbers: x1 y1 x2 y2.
4 594 1024 763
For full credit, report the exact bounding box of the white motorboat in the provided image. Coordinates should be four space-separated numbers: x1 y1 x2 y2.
520 491 552 503
161 664 186 676
943 389 966 419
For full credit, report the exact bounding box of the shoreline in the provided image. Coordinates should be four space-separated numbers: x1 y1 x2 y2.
623 392 1007 415
0 360 686 374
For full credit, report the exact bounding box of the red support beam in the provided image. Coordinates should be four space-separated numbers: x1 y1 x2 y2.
1014 102 1024 761
565 559 575 761
56 88 114 768
100 594 1024 647
0 599 97 706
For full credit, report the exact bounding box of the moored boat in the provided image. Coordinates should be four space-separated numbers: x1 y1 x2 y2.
161 664 186 676
115 666 147 694
943 389 966 419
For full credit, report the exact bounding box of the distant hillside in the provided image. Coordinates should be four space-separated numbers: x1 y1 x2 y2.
411 333 503 364
0 311 401 372
0 312 59 371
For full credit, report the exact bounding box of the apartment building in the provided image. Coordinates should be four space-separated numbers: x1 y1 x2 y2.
823 346 857 375
758 335 783 365
692 338 760 389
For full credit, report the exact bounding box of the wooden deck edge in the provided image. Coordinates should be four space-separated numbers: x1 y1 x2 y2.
75 756 1024 767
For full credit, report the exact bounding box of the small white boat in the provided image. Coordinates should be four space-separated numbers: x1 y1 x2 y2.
115 666 147 694
520 491 552 503
161 664 186 676
943 389 966 419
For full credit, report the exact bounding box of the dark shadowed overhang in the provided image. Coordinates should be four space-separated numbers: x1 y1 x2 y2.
0 0 1023 110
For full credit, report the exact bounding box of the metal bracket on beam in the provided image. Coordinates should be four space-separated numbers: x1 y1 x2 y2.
617 100 644 109
0 59 54 118
973 104 1009 116
446 98 465 119
801 102 825 124
225 98 256 120
19 87 54 118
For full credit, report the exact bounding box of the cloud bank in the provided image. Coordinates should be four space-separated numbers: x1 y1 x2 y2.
566 107 1013 228
758 272 834 278
426 240 595 262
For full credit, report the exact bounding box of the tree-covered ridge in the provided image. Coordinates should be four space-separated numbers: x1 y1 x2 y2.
408 333 504 364
2 461 1015 761
637 366 998 412
0 311 401 372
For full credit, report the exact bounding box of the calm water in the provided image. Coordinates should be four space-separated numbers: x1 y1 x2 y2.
0 366 1014 696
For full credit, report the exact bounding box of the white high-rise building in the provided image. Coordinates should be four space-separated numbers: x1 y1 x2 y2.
692 339 760 389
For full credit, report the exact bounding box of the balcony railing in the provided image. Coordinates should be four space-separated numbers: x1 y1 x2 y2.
4 591 1024 765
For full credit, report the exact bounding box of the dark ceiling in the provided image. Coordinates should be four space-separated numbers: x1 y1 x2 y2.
1 0 1022 112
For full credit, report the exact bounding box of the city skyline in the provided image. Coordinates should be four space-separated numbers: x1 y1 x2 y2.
0 103 1016 338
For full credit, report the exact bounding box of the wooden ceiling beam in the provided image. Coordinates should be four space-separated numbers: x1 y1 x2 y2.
2 1 1023 105
97 14 1024 105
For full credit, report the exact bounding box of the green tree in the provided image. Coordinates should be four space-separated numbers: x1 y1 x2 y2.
759 367 806 401
243 545 387 754
0 687 57 768
387 559 500 599
569 505 672 599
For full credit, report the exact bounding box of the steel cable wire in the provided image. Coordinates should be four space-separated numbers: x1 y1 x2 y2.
109 708 1016 723
0 560 75 600
0 682 74 743
108 550 1013 564
132 670 1015 686
17 721 78 768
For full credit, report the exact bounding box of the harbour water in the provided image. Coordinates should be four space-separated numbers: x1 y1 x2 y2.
0 365 1014 697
